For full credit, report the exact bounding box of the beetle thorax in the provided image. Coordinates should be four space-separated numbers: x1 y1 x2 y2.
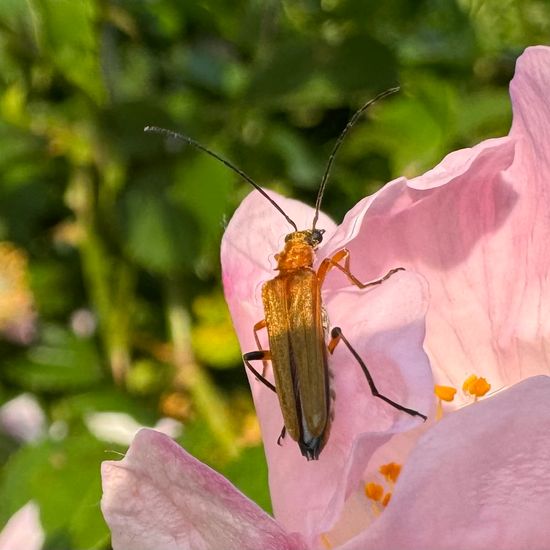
274 231 316 271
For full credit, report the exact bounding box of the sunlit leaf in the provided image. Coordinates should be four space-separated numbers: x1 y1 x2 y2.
191 292 241 369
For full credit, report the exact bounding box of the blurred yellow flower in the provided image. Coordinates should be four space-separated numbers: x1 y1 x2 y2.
0 242 35 343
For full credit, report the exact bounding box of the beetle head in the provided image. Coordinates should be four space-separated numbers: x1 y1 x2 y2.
284 228 325 248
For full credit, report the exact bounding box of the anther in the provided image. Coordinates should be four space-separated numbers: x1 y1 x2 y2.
434 384 457 420
463 375 491 398
365 482 384 502
434 385 457 402
379 462 402 484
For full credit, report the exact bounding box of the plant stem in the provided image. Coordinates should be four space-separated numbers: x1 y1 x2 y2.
165 278 238 459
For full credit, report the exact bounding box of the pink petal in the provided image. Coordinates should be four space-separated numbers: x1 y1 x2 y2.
0 502 44 550
0 394 46 443
101 428 306 550
222 193 432 542
342 375 550 550
322 46 550 400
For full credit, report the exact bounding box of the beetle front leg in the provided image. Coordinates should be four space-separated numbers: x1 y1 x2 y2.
328 327 427 421
317 248 404 289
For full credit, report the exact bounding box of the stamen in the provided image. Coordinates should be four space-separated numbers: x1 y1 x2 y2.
379 462 402 484
463 375 491 399
320 533 333 549
370 502 382 517
434 385 457 402
365 482 384 502
364 465 400 518
434 384 457 420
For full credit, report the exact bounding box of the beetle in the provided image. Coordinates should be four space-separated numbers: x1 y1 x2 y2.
145 88 427 460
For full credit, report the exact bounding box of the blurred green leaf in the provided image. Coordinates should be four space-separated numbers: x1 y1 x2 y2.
0 432 110 548
399 0 477 66
178 417 223 465
246 38 316 101
361 75 460 177
56 388 158 426
0 0 31 25
324 33 398 93
267 125 320 189
3 325 104 392
191 292 241 369
125 359 172 396
455 87 512 142
30 259 80 319
173 152 232 264
29 0 106 103
119 185 200 275
183 44 230 94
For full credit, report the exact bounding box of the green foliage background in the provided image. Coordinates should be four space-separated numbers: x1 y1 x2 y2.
0 1 547 548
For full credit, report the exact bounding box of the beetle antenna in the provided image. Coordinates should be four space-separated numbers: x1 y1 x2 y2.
311 86 400 230
144 126 299 232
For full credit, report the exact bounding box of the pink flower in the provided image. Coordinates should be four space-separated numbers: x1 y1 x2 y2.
102 376 550 550
327 46 550 404
0 502 44 550
101 46 550 549
220 191 433 543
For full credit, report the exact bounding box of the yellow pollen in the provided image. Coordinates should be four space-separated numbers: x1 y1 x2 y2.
320 533 333 549
365 482 384 502
434 385 457 402
463 375 491 397
382 492 392 507
379 462 402 484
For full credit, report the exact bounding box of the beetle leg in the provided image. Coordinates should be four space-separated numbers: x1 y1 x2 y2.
244 353 290 449
328 327 427 421
277 426 286 446
244 352 289 448
317 248 404 289
252 319 270 376
243 350 276 393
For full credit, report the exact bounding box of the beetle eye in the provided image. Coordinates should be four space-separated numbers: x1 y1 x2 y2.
312 229 324 244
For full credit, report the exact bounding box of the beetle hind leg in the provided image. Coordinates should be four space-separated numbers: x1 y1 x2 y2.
328 327 427 421
244 352 290 450
243 350 276 393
